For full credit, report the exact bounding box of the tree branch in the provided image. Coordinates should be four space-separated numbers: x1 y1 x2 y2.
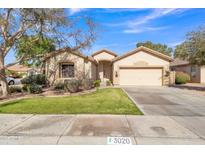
0 53 26 71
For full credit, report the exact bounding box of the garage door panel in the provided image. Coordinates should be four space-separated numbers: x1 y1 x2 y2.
119 68 162 86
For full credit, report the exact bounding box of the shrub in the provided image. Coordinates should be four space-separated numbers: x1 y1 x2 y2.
93 80 101 87
21 74 47 85
21 76 32 85
9 86 23 93
26 84 42 94
81 79 93 90
22 84 28 92
64 79 81 93
35 74 47 85
175 72 191 84
54 81 65 90
106 80 112 86
21 74 45 94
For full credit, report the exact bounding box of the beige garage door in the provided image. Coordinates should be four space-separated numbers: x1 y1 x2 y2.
119 68 162 86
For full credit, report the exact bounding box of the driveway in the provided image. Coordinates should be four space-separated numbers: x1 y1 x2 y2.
123 86 205 116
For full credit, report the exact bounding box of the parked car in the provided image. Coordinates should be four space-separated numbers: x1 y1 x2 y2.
6 77 15 85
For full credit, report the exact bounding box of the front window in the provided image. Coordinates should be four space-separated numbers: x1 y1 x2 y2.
61 63 74 78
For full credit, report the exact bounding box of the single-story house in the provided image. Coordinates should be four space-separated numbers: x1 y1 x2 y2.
7 64 32 74
170 58 205 83
44 46 174 86
7 64 40 77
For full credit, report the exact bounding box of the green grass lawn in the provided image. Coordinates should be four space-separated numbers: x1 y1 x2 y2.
0 88 143 115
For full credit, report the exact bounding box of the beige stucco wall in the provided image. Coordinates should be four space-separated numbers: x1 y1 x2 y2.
93 52 115 61
171 65 201 83
45 52 97 84
200 66 205 83
112 50 170 85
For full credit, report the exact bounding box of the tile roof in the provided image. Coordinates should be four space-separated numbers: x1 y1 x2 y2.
7 64 32 72
170 58 189 66
91 49 118 57
112 46 173 62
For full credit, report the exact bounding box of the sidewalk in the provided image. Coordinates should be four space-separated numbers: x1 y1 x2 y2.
0 114 205 145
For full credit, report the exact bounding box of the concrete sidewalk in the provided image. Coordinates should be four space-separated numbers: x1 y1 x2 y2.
0 114 205 145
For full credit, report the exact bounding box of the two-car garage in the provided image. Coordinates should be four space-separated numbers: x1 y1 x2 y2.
112 46 172 86
119 67 163 86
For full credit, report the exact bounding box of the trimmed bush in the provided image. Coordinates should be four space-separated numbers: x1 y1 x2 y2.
54 81 65 90
175 72 191 84
9 86 23 93
64 79 81 93
21 74 47 85
106 80 112 86
22 84 28 92
93 80 101 87
26 84 42 94
81 79 93 90
21 74 46 94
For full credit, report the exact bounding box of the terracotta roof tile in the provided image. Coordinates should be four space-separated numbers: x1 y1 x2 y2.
91 49 117 57
112 46 173 62
7 64 31 72
170 58 189 66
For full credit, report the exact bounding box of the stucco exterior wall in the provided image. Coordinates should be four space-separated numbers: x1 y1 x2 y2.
171 65 201 83
200 66 205 83
45 52 96 84
93 52 115 61
112 50 170 85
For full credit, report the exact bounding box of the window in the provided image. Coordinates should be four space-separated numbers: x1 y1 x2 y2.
61 63 74 78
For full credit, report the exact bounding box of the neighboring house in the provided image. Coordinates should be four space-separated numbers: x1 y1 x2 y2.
7 64 39 77
170 58 205 83
44 46 174 86
7 64 32 74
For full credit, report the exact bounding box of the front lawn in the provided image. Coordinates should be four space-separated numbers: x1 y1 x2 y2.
0 88 143 115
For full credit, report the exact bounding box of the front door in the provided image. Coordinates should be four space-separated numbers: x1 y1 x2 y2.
103 62 111 82
99 61 112 82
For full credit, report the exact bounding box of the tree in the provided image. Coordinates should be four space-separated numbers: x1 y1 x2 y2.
0 9 96 97
174 26 205 66
16 35 56 67
136 41 173 56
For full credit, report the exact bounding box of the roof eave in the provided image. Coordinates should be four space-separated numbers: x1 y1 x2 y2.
112 46 173 63
91 49 118 57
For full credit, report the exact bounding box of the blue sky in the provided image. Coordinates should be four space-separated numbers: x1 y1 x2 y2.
5 8 205 64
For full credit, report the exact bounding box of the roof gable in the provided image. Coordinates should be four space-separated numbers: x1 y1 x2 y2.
112 46 173 62
43 47 97 64
91 49 117 57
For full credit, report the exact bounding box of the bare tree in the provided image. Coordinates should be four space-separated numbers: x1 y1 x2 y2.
0 8 96 97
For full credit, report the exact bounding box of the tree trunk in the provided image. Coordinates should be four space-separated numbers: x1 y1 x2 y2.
0 54 9 97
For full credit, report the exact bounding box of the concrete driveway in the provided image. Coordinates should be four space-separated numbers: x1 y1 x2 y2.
123 86 205 116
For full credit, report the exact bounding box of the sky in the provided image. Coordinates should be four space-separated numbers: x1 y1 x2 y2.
5 8 205 64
